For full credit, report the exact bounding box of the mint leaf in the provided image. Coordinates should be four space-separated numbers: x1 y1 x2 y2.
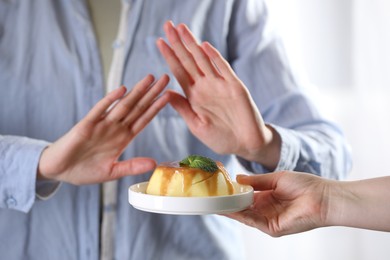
179 155 218 173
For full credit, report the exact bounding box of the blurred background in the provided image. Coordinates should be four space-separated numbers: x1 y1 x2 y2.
240 0 390 259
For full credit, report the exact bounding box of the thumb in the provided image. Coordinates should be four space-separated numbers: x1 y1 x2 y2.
109 158 157 180
236 172 283 191
166 90 199 126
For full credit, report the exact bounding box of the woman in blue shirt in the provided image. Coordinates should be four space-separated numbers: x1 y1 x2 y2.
0 1 351 259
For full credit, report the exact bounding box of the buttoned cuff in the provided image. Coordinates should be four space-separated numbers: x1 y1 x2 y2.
0 137 50 212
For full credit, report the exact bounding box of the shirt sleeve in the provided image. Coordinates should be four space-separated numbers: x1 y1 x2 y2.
0 135 60 212
228 0 352 179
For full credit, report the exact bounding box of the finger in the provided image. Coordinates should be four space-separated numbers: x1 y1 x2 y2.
128 91 171 137
177 23 220 77
106 75 155 122
84 86 127 123
163 21 202 80
202 41 236 80
109 158 157 179
224 209 271 235
236 172 282 191
122 74 170 126
165 90 199 126
157 38 193 96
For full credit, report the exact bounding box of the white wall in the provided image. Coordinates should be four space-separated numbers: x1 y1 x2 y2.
266 0 353 89
242 1 390 259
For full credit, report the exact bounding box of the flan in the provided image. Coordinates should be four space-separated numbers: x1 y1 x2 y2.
146 156 234 197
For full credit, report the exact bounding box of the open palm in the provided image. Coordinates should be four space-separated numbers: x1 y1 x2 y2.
157 21 280 168
38 74 170 185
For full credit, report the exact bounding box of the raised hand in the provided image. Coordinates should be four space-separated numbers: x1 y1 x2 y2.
38 74 170 185
157 21 281 169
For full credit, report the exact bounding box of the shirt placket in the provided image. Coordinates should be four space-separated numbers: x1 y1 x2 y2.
100 1 131 260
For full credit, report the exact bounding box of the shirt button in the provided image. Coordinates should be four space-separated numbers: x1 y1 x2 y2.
6 196 17 208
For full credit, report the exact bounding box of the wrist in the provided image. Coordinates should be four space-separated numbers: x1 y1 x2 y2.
240 124 281 170
37 146 53 181
322 180 351 227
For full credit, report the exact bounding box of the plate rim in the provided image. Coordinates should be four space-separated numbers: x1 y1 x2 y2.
128 181 254 215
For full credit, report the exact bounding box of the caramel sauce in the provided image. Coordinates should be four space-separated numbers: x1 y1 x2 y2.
156 161 234 196
216 162 234 195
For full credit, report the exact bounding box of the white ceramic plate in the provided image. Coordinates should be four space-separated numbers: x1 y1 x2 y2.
128 182 254 215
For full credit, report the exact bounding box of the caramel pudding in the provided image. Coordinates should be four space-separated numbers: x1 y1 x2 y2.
146 160 234 197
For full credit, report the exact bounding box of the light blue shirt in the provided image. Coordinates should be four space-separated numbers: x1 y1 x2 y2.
0 0 352 259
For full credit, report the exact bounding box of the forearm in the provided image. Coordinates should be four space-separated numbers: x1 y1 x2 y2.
273 124 351 179
226 2 352 177
326 177 390 231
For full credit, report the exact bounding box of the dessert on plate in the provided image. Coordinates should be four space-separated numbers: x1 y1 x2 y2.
146 155 235 197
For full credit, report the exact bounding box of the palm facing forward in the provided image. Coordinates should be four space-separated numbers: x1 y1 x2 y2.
157 21 280 169
38 75 170 185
